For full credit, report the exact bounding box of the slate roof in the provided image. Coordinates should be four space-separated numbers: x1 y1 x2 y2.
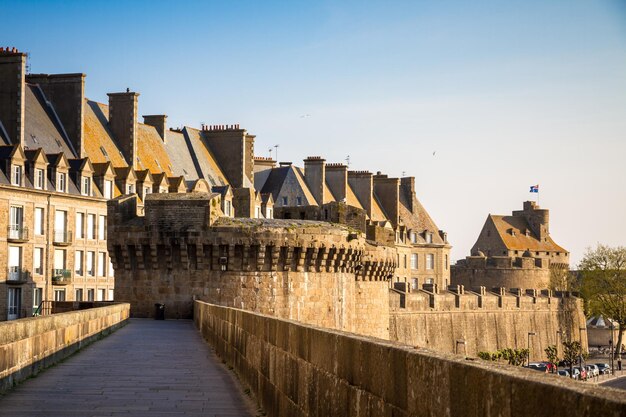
261 165 317 206
24 84 75 156
83 100 128 167
135 124 174 176
489 215 567 252
398 195 445 245
183 127 228 187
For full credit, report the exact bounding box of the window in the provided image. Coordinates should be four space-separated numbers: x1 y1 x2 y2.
256 206 261 218
87 214 95 239
425 233 432 244
98 252 106 277
224 200 231 216
108 259 114 277
11 165 22 186
33 288 42 309
411 278 418 290
296 196 302 206
34 207 44 235
57 172 66 192
266 208 272 219
75 289 83 301
403 254 407 268
425 278 434 285
98 289 105 301
126 184 134 194
410 254 418 270
54 248 66 270
445 255 448 270
282 196 288 206
34 247 43 275
98 215 106 240
410 232 417 244
159 187 167 194
87 251 95 276
75 250 83 275
144 187 151 196
87 289 95 301
8 206 23 239
108 289 114 301
104 180 113 199
8 246 22 281
54 289 66 301
82 176 91 196
426 254 435 270
76 212 84 239
35 168 44 189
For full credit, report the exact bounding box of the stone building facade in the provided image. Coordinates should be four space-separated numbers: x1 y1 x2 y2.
452 201 569 290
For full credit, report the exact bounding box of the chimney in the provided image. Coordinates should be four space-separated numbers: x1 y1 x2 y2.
400 176 415 213
326 163 348 202
348 170 373 218
303 156 326 206
514 201 550 241
203 126 253 188
0 48 26 146
26 73 86 157
143 114 167 143
373 173 400 228
108 91 139 168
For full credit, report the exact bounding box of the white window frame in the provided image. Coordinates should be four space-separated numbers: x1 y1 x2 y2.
76 212 84 239
98 252 106 277
34 247 43 275
82 176 91 196
104 180 113 199
35 168 44 189
11 164 22 186
57 172 66 192
98 215 106 240
34 207 44 235
87 251 95 277
426 254 435 270
87 214 95 240
75 250 84 276
410 253 418 270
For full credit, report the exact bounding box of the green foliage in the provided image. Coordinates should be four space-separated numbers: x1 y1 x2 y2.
477 348 527 366
579 244 626 356
549 266 578 292
544 344 559 369
561 340 582 366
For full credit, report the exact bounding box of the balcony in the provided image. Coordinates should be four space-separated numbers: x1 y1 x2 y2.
7 266 30 284
52 269 72 285
7 225 29 242
53 230 73 246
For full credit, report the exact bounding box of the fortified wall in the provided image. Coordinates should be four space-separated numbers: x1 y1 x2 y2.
107 193 394 339
389 285 587 359
451 254 551 290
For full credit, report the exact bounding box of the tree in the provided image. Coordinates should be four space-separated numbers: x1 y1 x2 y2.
579 244 626 357
549 266 578 292
562 340 582 378
544 345 559 373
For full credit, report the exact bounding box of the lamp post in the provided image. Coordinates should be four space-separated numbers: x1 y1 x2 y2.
555 329 563 373
527 332 536 367
455 339 466 355
610 321 615 375
579 327 587 368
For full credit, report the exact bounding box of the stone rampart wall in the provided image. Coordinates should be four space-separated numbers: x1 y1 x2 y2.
451 263 551 290
390 289 587 358
0 303 129 392
194 301 626 417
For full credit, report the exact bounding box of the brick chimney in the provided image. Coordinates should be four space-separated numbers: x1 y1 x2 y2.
26 73 86 157
202 125 253 188
326 163 348 202
143 114 167 143
303 156 326 206
348 170 373 218
373 173 400 228
0 48 26 146
108 91 139 168
400 176 415 213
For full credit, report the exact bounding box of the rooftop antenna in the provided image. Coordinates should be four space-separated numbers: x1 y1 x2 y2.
268 147 273 159
345 155 350 167
274 144 279 163
402 171 406 177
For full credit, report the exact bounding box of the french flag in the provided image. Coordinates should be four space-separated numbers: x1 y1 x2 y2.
529 184 539 193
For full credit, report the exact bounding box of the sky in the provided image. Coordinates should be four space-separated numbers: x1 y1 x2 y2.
2 0 625 265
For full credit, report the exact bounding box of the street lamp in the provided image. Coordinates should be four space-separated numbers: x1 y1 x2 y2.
579 327 587 368
455 339 466 355
555 329 563 373
610 321 615 375
527 332 536 367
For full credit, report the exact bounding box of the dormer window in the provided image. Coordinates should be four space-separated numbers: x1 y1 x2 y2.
57 172 66 192
296 196 302 206
126 184 134 194
525 229 530 237
82 176 91 196
425 232 432 244
256 206 261 218
104 180 113 199
410 232 417 243
35 168 44 189
282 196 288 206
159 187 167 194
144 187 151 196
224 200 232 216
11 165 22 186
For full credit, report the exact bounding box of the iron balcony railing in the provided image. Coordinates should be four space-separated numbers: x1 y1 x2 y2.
7 225 29 242
7 266 30 283
53 230 73 245
52 269 72 285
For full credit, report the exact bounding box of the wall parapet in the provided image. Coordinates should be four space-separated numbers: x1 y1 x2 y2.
0 303 130 393
194 300 625 417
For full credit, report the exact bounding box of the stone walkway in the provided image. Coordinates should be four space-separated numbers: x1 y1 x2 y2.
0 319 257 417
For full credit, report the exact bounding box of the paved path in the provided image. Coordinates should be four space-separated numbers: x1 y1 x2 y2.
0 319 257 417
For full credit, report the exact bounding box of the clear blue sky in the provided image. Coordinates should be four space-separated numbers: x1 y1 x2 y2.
3 0 625 264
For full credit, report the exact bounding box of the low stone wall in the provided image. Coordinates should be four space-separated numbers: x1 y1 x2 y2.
194 300 625 417
0 303 130 392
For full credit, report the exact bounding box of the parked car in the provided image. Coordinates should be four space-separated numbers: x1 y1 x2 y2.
585 364 599 377
573 367 587 380
557 370 570 377
528 363 547 372
595 363 612 375
570 368 581 380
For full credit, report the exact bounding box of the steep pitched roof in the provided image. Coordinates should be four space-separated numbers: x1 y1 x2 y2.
490 214 567 252
24 84 76 156
183 127 228 187
398 195 445 245
83 100 128 167
345 184 363 210
261 165 317 206
163 130 198 180
135 124 174 176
